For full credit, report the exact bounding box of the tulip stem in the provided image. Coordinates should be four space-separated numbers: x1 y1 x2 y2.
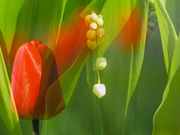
32 119 39 135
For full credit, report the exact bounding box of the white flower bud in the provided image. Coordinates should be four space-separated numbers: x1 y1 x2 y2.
90 12 97 21
96 57 107 70
96 17 104 27
97 28 105 38
93 84 106 98
87 40 96 50
89 22 98 30
86 30 97 40
85 15 91 25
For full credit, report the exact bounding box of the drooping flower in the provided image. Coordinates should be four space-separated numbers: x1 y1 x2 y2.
93 84 106 98
10 39 65 120
96 57 107 70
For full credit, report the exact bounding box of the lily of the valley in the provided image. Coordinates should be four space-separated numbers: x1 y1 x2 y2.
93 84 106 99
96 57 107 70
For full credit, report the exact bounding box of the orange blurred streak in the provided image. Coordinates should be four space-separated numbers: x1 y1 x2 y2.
53 15 89 76
117 8 143 51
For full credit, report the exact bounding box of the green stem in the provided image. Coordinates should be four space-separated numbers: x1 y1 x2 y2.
32 119 39 135
97 70 101 84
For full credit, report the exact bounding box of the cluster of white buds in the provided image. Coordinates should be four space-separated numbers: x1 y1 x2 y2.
85 11 107 99
85 11 105 50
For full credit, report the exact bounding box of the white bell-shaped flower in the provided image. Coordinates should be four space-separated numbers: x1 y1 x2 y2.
89 22 98 30
90 12 98 21
85 15 91 25
96 57 107 70
93 84 106 98
96 17 104 27
87 40 96 50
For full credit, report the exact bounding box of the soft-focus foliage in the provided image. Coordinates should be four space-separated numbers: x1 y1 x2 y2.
1 0 180 135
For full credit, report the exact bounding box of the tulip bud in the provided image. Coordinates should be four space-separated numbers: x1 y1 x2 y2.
96 57 107 70
11 39 65 120
93 84 106 98
87 40 96 50
89 22 98 30
97 28 105 38
86 30 97 40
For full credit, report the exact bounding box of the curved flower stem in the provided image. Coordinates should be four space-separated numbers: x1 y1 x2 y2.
32 119 39 135
97 70 101 84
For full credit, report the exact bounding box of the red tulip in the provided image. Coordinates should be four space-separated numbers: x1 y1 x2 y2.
10 39 65 120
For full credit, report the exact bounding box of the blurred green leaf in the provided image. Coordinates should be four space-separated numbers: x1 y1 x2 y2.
124 0 149 119
9 0 68 67
153 0 180 134
152 34 180 135
41 68 103 135
154 0 178 73
166 0 180 34
0 47 22 135
125 27 167 135
0 0 24 52
60 45 89 105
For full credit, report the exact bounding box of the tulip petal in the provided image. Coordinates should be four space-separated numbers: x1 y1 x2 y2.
32 44 65 119
11 43 42 118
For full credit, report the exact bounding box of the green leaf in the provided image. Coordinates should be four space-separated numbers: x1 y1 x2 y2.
124 0 149 119
152 0 180 134
166 0 180 34
60 45 89 105
0 47 22 135
9 0 68 66
152 34 180 135
125 27 167 135
154 0 178 73
0 0 25 52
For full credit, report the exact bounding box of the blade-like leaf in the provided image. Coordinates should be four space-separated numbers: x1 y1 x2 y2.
0 47 22 135
0 0 24 52
152 34 180 135
153 0 180 134
166 0 180 34
9 0 67 68
124 0 149 119
125 27 167 135
154 0 178 73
